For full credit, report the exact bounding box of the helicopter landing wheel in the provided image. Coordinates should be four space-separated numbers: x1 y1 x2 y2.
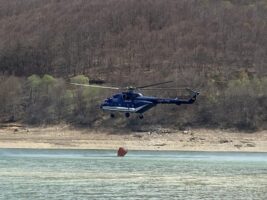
110 113 115 118
125 113 130 118
139 114 144 119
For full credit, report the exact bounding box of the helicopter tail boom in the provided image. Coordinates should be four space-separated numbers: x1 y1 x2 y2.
176 91 200 105
156 90 199 105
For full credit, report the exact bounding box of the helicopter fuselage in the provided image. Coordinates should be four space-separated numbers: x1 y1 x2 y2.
70 81 199 118
100 91 198 117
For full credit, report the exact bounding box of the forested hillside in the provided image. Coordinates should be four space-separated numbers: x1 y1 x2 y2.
0 0 266 130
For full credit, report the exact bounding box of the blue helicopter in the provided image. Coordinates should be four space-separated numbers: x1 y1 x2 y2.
71 81 199 119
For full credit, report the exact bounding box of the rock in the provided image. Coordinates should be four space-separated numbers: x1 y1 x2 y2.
219 139 231 144
234 144 242 149
246 143 256 147
133 134 143 138
153 143 167 146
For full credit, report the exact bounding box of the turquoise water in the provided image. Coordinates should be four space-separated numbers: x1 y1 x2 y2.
0 149 266 200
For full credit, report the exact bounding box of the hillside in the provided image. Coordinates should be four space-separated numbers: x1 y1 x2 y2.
0 0 266 130
1 0 267 78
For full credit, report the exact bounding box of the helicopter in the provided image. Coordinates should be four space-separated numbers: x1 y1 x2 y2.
71 81 199 119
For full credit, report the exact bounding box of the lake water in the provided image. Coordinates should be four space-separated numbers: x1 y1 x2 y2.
0 149 266 200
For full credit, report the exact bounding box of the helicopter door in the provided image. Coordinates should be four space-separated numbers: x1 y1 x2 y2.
122 94 132 110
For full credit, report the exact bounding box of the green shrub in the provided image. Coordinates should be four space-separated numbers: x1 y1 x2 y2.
70 75 89 84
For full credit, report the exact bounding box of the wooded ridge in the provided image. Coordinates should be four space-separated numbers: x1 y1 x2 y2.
0 0 266 130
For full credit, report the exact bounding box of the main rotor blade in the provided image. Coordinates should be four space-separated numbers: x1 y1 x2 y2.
70 83 120 90
141 87 188 90
137 81 173 89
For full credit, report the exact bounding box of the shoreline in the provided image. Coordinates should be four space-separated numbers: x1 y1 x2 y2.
1 147 267 154
0 124 266 152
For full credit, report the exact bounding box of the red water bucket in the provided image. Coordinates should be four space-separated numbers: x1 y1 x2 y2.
117 147 128 157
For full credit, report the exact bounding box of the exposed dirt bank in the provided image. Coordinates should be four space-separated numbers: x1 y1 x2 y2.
0 124 266 152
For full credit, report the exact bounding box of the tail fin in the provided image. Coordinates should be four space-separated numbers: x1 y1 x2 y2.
188 90 200 103
176 89 199 105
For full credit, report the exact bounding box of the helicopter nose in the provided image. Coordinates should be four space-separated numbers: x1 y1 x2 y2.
100 103 106 109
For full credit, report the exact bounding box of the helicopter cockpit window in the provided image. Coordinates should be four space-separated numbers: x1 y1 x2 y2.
112 94 121 102
113 94 121 99
106 98 112 103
